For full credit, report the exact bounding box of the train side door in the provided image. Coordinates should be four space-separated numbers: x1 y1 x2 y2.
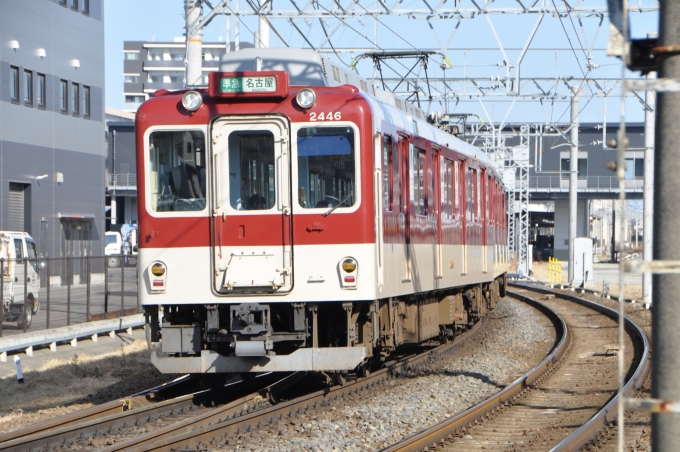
211 116 293 293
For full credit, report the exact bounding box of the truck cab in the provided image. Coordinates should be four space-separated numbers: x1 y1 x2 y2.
105 231 122 268
0 231 41 329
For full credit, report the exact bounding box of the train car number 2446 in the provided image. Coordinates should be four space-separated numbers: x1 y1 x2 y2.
309 112 342 121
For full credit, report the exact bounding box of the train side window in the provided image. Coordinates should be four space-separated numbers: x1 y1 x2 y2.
441 159 453 219
416 149 426 216
383 136 393 211
297 126 355 209
454 160 460 219
227 131 276 211
148 130 207 212
467 168 477 223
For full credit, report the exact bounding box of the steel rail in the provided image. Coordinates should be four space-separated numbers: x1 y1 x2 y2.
0 374 192 445
104 316 490 451
383 284 650 452
516 282 651 451
382 288 570 452
0 373 290 452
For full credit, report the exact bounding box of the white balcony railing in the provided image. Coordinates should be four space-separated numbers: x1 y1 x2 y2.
108 174 137 190
528 176 644 192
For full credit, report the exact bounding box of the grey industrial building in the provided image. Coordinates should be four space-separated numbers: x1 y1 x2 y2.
0 0 105 272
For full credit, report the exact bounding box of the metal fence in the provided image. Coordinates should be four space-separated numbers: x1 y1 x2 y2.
529 176 644 192
0 255 138 337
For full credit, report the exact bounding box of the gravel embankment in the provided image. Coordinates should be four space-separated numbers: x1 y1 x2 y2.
215 296 555 451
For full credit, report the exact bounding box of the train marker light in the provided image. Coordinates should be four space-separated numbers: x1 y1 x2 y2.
151 263 166 276
339 257 358 289
342 258 357 273
182 91 203 112
296 88 317 109
149 261 167 293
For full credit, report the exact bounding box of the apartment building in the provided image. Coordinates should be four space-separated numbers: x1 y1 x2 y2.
122 39 252 111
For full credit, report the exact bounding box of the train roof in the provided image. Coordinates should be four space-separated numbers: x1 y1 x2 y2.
217 48 495 171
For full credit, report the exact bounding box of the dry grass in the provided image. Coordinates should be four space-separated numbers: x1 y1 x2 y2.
0 339 174 432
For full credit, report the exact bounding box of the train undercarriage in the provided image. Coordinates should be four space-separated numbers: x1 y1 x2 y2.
144 274 507 374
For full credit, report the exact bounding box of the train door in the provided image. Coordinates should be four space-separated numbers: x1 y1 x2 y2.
432 148 442 279
211 116 293 293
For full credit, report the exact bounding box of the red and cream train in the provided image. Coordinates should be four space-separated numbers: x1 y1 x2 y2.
137 48 509 376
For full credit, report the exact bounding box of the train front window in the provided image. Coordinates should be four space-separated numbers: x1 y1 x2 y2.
228 131 276 211
297 126 355 209
148 130 206 212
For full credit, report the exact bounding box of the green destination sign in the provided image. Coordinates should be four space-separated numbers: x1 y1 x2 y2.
220 76 277 93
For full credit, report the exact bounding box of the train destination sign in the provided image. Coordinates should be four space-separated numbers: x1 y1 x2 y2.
208 71 289 98
220 76 277 93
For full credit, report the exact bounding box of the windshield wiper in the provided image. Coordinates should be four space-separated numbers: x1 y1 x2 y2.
323 192 354 217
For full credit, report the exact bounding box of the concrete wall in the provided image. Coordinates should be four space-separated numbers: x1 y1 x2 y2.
0 0 105 258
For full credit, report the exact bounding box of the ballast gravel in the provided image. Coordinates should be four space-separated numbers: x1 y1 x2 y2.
216 297 555 451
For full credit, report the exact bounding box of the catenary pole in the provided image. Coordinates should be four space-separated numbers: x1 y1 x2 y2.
652 0 680 448
185 0 203 88
643 52 656 306
568 86 579 284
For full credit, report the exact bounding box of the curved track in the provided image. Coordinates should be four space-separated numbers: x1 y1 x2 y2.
0 285 649 451
386 283 650 451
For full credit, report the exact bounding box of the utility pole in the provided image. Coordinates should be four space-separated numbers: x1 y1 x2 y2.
185 0 203 88
643 49 656 306
653 0 680 447
568 86 579 284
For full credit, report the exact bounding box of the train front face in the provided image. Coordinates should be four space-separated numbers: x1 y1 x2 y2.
137 72 378 374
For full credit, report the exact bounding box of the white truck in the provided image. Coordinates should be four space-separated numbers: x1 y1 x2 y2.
0 231 41 329
105 231 122 268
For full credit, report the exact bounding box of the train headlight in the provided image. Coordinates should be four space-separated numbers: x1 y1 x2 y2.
339 257 358 289
182 90 203 112
149 261 167 293
296 88 316 109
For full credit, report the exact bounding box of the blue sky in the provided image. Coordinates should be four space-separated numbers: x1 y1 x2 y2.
104 1 659 123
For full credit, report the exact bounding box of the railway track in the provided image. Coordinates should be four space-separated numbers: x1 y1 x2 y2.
0 311 490 451
0 285 649 451
386 282 650 451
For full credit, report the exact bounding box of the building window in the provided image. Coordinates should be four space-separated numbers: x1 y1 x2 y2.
83 85 90 118
71 83 80 115
71 0 78 10
82 0 89 14
10 66 19 102
59 0 66 6
124 51 139 60
23 70 33 106
124 74 140 83
125 95 145 104
60 79 68 112
37 73 46 108
560 158 588 180
171 52 184 61
625 158 645 180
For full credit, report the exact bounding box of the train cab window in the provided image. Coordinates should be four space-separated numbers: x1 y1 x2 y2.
228 131 276 211
297 126 355 209
148 130 207 212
